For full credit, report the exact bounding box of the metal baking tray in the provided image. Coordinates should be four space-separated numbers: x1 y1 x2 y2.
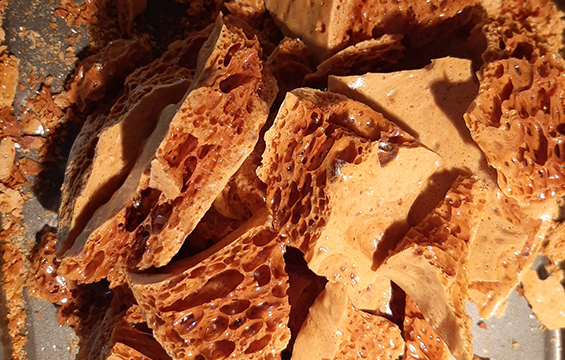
1 0 563 359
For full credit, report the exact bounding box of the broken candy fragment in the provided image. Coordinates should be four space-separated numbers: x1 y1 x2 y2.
465 27 565 219
305 34 404 87
403 295 452 360
258 87 440 302
58 16 277 286
466 188 543 318
76 287 170 360
329 56 494 224
265 0 478 63
57 28 212 263
63 36 153 112
542 222 565 265
379 177 487 360
521 267 565 330
291 281 404 360
327 56 548 320
498 0 565 55
128 211 290 360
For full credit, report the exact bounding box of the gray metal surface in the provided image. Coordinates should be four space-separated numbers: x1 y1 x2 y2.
0 0 563 359
25 291 78 360
469 292 562 360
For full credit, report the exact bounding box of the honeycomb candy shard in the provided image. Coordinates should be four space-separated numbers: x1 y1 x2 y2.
328 57 494 224
464 53 565 218
28 231 77 306
499 0 565 55
522 267 565 330
224 0 266 25
128 212 290 360
266 37 313 103
379 177 487 360
291 282 404 360
212 142 267 221
403 296 452 360
57 29 212 257
468 218 546 319
63 36 153 112
305 34 404 87
480 15 544 64
59 16 277 285
542 221 565 265
182 141 268 255
326 57 551 321
466 188 544 318
258 87 441 297
265 0 479 63
468 189 542 283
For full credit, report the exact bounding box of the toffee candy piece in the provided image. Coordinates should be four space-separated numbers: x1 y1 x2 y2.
265 0 478 63
57 28 212 262
328 57 549 319
258 87 440 302
329 56 493 222
379 177 487 360
128 211 290 360
58 16 277 286
403 295 452 360
292 281 404 360
466 16 565 220
466 189 543 318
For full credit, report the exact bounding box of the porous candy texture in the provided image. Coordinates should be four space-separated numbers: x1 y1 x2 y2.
265 0 478 62
64 36 153 113
129 220 290 360
334 304 403 360
403 296 451 360
497 0 564 55
57 27 212 259
257 87 415 254
59 17 277 286
333 306 402 360
465 9 565 215
266 37 313 103
380 177 487 360
29 231 77 306
291 282 403 360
